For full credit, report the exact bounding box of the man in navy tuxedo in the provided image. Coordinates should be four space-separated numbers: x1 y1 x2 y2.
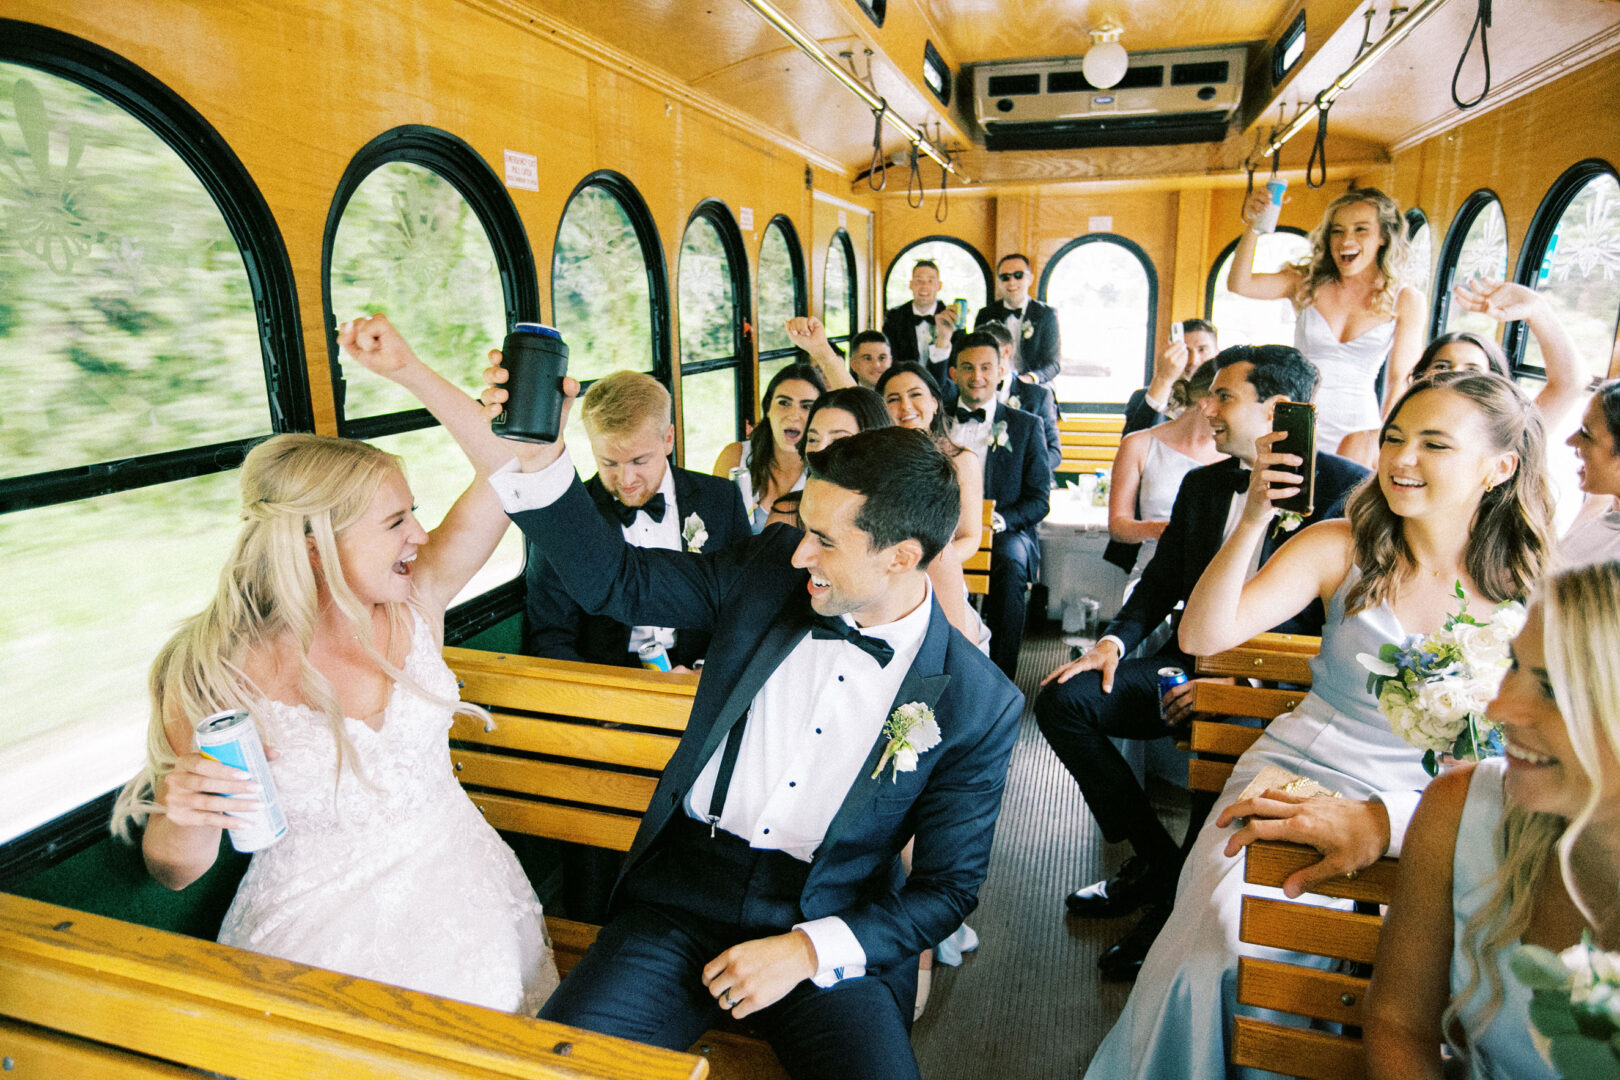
881 258 958 384
1034 345 1369 980
979 319 1062 478
522 371 750 669
484 376 1022 1077
974 254 1061 385
946 332 1051 680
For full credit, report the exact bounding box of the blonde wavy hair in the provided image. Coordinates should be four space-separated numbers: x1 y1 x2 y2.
1442 561 1620 1049
111 434 486 840
1291 187 1412 317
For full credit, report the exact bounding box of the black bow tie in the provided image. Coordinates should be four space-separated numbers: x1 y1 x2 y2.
602 491 665 526
954 407 987 424
808 612 895 668
1222 468 1252 495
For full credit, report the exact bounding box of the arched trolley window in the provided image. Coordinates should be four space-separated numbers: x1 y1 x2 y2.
1204 227 1312 348
883 235 992 331
1432 190 1508 340
1405 208 1434 299
1039 234 1158 410
756 215 807 393
822 227 858 351
551 171 671 479
677 200 751 473
1507 160 1620 381
324 126 537 630
0 22 306 851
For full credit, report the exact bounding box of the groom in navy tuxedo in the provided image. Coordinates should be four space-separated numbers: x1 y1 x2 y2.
485 376 1022 1078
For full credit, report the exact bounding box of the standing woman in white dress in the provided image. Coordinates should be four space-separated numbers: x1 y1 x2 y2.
1084 371 1555 1079
1364 560 1620 1079
1228 187 1426 452
112 314 558 1014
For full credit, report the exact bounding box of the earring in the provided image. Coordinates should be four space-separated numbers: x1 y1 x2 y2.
1483 477 1495 493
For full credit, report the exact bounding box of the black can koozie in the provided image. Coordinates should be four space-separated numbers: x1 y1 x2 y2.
493 323 569 443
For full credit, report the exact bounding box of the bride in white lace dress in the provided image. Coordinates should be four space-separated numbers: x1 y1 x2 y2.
113 315 558 1013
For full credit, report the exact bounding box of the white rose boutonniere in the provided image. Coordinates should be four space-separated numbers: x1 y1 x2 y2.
682 513 708 552
1274 510 1304 534
989 420 1010 452
1021 321 1034 340
872 702 942 782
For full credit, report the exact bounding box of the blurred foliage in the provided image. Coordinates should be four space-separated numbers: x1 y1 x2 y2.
823 230 854 342
1210 232 1315 350
756 221 800 355
553 184 655 382
1044 240 1152 406
329 162 505 414
1524 175 1620 377
678 215 735 363
1446 200 1509 341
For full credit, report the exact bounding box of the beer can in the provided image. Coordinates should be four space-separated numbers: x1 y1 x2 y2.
951 297 969 325
638 641 672 672
193 708 287 853
1157 667 1189 720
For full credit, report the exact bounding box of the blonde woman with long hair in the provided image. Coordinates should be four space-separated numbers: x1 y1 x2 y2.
1366 560 1620 1077
1228 186 1426 452
1086 371 1554 1079
112 314 558 1014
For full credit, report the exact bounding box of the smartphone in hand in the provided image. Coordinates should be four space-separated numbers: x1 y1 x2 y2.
1270 401 1317 515
1169 321 1184 344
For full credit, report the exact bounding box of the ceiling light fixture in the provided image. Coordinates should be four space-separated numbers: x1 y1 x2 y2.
1082 25 1129 90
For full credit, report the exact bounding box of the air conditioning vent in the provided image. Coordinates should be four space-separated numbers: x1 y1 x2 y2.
973 45 1248 151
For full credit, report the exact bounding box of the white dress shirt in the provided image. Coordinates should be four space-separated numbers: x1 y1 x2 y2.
912 301 954 367
946 400 995 460
488 452 934 986
621 465 680 656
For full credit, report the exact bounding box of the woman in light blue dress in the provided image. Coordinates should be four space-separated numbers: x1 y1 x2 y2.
1084 371 1555 1079
1365 560 1620 1078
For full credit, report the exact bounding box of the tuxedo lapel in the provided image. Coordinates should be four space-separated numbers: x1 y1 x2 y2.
814 603 952 857
688 590 813 769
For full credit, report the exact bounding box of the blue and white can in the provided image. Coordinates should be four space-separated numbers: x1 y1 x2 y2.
193 708 287 853
1157 666 1189 721
638 641 672 672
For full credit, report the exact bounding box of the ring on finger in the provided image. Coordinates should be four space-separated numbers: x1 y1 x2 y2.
721 989 734 1008
1344 869 1358 881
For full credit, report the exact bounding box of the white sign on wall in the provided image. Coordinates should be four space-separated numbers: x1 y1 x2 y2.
838 210 848 228
1088 215 1113 233
504 149 538 192
739 206 755 230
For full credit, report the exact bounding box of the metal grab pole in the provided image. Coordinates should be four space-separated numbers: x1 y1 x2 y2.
1255 0 1451 164
736 0 970 183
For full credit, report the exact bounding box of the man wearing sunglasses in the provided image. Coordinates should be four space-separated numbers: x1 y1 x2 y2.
974 254 1061 386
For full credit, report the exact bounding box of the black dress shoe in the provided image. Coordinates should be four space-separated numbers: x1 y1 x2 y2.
1064 854 1171 918
1098 903 1172 982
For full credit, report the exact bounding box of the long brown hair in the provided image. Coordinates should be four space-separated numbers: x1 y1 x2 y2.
1293 187 1412 317
1345 371 1555 615
747 363 825 497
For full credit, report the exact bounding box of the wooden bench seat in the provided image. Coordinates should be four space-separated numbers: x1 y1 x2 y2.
446 648 790 1080
964 499 994 596
1232 841 1400 1080
1184 633 1320 795
1055 414 1125 475
0 891 707 1080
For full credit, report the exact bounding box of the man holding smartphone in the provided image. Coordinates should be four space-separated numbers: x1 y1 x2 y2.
1033 345 1369 980
1122 319 1220 437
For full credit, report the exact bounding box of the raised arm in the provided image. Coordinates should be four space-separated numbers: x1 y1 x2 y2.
784 317 855 389
949 447 983 563
1227 190 1304 301
1178 432 1352 656
338 315 554 616
1382 286 1429 415
1454 279 1589 433
1107 430 1164 544
1364 766 1474 1080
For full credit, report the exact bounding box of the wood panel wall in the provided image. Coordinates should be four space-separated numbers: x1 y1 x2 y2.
6 0 877 448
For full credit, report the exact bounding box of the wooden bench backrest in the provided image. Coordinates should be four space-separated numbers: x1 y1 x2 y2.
0 891 706 1080
963 499 995 596
1056 414 1125 475
1231 841 1398 1080
1186 634 1320 794
446 648 700 852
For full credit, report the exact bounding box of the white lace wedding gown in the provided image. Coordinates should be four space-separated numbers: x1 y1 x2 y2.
217 614 558 1014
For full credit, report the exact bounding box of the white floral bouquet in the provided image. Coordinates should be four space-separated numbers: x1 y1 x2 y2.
1356 582 1526 777
1511 935 1620 1079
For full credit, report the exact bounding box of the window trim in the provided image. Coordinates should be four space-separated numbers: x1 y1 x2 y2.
1505 158 1620 373
0 19 309 515
550 170 673 393
321 125 538 441
1272 10 1307 86
823 227 860 347
1200 225 1310 324
677 199 753 465
756 214 809 367
853 0 887 28
922 41 951 107
1431 189 1506 340
1040 233 1159 412
883 234 994 320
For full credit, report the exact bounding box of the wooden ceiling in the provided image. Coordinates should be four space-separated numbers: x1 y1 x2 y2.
522 0 1620 189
